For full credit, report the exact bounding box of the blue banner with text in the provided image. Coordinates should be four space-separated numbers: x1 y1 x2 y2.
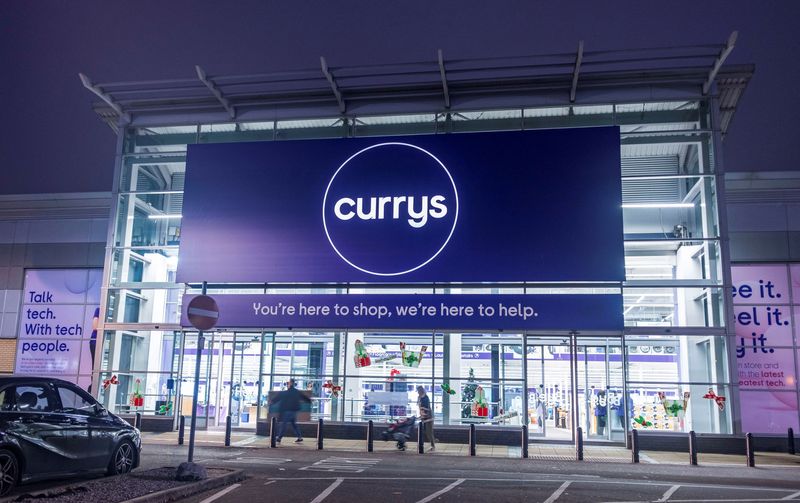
180 294 623 331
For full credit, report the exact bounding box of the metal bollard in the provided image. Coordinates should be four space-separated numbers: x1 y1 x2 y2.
521 424 529 459
576 426 584 461
789 427 796 455
178 415 185 445
317 418 324 450
689 430 698 466
418 421 425 454
270 416 277 448
631 429 640 463
134 412 142 429
367 420 374 453
469 424 476 456
224 415 232 446
746 432 755 467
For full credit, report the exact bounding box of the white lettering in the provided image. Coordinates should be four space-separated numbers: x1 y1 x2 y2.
334 198 356 220
356 197 377 220
406 196 428 228
429 195 447 218
334 195 447 228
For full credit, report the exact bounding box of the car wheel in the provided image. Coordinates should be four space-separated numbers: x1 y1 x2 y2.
0 449 19 497
108 441 135 476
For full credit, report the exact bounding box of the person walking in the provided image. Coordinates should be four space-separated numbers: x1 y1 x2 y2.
271 378 311 444
416 386 435 450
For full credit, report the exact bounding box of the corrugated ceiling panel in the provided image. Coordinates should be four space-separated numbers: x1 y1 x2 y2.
621 156 680 204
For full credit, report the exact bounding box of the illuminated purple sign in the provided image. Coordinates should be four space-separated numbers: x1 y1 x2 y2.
177 128 623 283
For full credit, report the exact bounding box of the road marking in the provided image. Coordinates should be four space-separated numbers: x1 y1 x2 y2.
232 436 260 446
544 481 571 503
309 477 344 503
658 485 681 501
783 491 800 500
670 500 797 502
264 480 277 486
198 483 241 503
300 457 381 473
640 453 659 464
415 479 465 503
260 476 793 495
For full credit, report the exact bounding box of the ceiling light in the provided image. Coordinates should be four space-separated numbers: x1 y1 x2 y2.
622 203 695 209
148 214 182 219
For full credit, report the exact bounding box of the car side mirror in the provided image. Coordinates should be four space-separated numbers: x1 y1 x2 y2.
94 404 109 417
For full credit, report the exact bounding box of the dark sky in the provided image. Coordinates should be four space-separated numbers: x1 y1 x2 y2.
0 1 797 195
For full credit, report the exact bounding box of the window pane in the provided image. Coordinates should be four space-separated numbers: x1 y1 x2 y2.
15 385 55 412
57 386 96 415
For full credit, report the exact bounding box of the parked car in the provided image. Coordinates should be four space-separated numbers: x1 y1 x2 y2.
0 377 141 496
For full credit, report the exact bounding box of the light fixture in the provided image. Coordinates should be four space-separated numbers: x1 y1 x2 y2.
147 214 183 219
622 203 694 209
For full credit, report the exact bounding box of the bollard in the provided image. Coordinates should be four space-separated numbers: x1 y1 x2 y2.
631 429 640 464
418 421 425 454
746 432 755 467
134 412 142 429
688 430 698 466
367 420 374 453
469 424 476 456
789 427 796 456
178 415 185 445
521 424 529 459
317 418 324 450
576 426 584 461
224 415 232 446
270 416 277 448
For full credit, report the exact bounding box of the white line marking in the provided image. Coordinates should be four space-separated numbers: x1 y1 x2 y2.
640 452 659 464
544 481 571 503
416 479 465 503
232 435 260 446
782 491 800 500
658 485 681 502
262 477 793 494
264 480 277 486
309 477 344 503
670 499 793 502
198 483 241 503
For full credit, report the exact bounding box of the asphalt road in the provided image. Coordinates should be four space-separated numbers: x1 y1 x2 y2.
9 444 800 502
147 444 800 503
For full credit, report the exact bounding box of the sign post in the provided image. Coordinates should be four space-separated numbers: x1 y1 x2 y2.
185 286 219 464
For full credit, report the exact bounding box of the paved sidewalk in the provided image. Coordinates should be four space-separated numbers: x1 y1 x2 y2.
141 430 800 467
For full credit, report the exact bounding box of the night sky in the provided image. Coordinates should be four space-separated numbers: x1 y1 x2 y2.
1 1 797 195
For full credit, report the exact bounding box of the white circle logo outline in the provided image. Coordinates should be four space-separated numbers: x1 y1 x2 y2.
322 142 459 277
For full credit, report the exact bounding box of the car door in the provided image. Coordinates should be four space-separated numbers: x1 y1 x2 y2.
54 383 113 470
51 383 99 472
3 383 67 477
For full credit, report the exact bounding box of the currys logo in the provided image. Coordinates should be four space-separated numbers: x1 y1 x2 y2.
322 142 459 276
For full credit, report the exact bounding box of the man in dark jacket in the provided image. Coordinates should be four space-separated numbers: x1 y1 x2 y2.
271 378 312 443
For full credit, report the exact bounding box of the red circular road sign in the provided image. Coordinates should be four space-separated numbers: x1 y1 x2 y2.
186 295 219 331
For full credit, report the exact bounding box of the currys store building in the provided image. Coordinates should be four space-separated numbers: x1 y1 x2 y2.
31 36 797 447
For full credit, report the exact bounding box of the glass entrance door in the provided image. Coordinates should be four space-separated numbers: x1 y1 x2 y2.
525 335 625 442
576 339 625 442
218 333 263 430
177 331 264 430
526 336 573 440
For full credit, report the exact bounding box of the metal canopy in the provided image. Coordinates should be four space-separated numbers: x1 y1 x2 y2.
81 34 752 137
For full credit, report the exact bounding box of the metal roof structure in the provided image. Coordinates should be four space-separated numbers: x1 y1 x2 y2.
82 33 752 139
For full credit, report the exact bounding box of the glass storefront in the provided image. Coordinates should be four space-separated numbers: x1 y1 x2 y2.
97 99 739 440
96 329 733 439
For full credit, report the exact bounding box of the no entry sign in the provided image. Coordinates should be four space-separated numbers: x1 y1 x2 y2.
186 294 219 331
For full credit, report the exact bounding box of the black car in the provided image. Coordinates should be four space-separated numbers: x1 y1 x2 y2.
0 377 141 496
